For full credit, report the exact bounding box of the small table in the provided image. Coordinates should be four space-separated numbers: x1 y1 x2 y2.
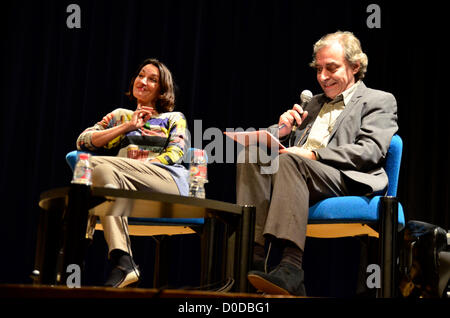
34 184 255 292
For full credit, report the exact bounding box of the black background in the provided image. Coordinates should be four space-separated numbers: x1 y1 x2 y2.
1 0 449 296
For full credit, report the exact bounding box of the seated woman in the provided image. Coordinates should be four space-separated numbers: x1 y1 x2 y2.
76 58 188 288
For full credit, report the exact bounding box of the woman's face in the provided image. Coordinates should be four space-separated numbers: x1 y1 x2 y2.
133 64 161 106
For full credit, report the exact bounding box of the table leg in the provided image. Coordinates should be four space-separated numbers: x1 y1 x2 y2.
235 205 255 292
55 184 91 285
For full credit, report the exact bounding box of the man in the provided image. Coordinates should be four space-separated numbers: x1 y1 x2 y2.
236 31 398 296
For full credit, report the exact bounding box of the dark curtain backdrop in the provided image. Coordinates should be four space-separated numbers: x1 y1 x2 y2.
1 0 449 289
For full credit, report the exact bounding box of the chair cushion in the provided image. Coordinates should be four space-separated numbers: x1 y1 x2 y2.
308 195 405 226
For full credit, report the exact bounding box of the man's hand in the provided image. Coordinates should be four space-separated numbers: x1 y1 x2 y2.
278 104 308 138
279 147 317 160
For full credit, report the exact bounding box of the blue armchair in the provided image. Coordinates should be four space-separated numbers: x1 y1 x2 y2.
307 134 405 297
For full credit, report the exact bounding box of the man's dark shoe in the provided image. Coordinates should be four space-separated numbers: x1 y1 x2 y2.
247 262 306 296
105 265 140 288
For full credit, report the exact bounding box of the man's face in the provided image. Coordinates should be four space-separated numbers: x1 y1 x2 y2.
314 41 360 99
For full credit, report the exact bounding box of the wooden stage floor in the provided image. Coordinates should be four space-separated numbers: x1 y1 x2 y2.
0 283 300 299
0 284 425 314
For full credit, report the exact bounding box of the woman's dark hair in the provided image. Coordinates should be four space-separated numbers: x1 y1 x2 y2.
126 58 175 112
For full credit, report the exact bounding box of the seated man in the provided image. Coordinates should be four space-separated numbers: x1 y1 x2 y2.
237 31 398 296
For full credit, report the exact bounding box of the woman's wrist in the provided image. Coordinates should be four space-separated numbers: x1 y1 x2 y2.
122 121 134 133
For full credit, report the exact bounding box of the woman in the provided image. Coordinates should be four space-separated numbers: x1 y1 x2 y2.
76 58 188 288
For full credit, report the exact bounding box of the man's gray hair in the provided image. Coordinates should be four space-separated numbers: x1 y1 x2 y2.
310 31 368 81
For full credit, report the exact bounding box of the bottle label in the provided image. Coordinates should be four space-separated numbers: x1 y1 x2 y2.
189 165 207 180
72 166 92 185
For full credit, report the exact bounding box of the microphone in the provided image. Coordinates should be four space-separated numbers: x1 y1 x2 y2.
279 89 313 131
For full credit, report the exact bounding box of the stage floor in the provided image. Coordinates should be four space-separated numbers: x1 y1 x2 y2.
2 284 428 314
0 283 302 299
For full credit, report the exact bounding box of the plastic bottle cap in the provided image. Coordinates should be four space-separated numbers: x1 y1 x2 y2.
194 149 204 157
79 153 90 160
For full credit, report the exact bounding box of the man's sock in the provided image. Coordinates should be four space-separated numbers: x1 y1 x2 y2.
281 242 303 270
253 243 266 263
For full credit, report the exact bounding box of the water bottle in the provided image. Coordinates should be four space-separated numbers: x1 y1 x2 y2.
189 149 208 198
71 152 93 186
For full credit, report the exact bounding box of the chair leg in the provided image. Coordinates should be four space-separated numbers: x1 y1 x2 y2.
152 236 161 288
200 217 228 289
378 196 399 298
152 235 169 288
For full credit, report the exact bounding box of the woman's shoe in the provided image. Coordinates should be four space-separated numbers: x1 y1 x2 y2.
105 265 140 288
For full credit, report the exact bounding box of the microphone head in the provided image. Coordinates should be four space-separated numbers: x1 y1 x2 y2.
300 90 313 103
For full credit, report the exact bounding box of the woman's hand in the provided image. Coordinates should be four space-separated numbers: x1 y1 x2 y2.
91 106 154 148
279 147 316 160
278 104 308 138
126 106 153 132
